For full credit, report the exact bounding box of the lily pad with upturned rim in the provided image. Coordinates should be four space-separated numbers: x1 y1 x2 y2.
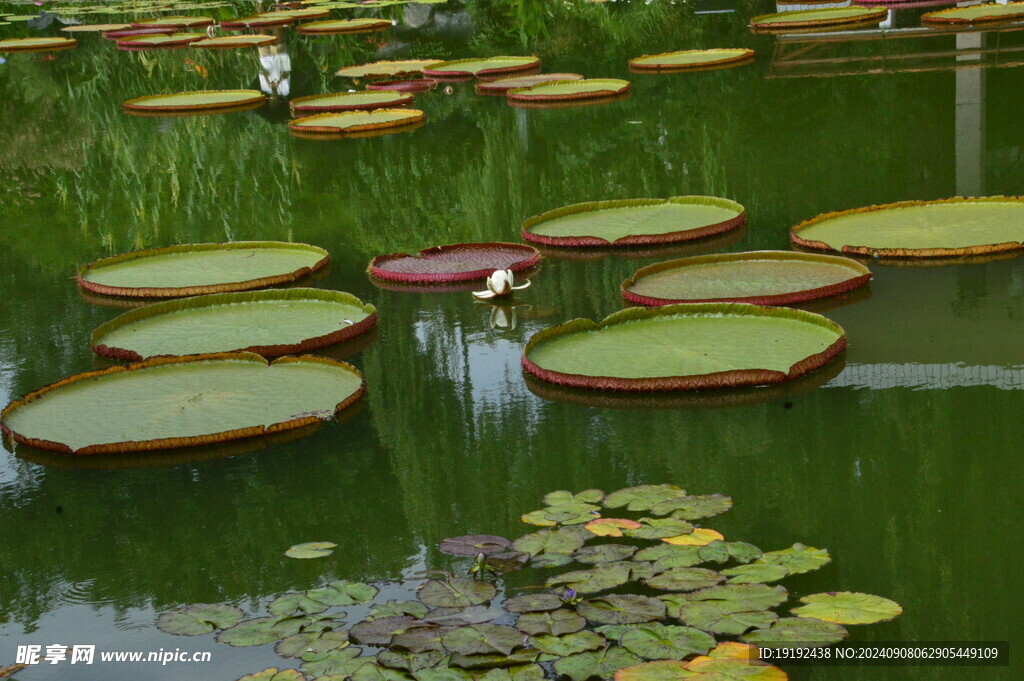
192 34 278 49
475 73 584 95
522 304 846 392
298 18 393 34
790 196 1024 258
424 56 541 78
0 37 78 52
750 7 888 29
62 23 131 32
521 197 746 248
77 241 329 298
90 288 377 361
0 353 365 455
336 60 443 78
507 79 630 103
790 592 903 624
115 32 205 49
622 251 871 307
629 48 754 71
222 9 330 29
922 2 1024 24
290 90 414 113
123 90 266 113
289 109 425 135
368 78 438 93
131 15 214 28
369 243 540 284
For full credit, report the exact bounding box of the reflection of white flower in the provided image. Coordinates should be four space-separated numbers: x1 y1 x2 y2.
472 269 530 300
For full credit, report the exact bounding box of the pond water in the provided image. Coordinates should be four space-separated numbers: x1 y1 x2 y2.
0 1 1022 680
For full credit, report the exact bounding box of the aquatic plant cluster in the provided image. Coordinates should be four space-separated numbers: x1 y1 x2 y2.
156 485 902 681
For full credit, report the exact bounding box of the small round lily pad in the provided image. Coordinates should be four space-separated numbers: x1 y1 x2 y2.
790 592 903 624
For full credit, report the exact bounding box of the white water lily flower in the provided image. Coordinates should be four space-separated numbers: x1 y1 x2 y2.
472 269 530 300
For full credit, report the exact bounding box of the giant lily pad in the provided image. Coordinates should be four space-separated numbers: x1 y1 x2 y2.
157 604 244 635
756 544 830 575
222 9 330 29
507 79 630 103
923 2 1024 24
622 251 871 307
336 60 443 78
521 197 745 248
629 49 754 71
0 353 364 455
370 243 540 284
790 592 902 624
577 595 666 624
741 617 848 646
476 73 584 95
791 197 1024 258
61 24 131 33
522 304 846 392
192 34 278 49
516 609 586 636
123 90 266 113
299 18 392 34
0 37 77 52
91 289 377 361
291 91 414 113
103 27 178 39
115 32 205 49
424 57 541 78
308 581 378 607
131 16 214 28
78 241 329 298
289 109 425 135
419 579 497 608
553 647 642 681
620 624 715 659
750 7 888 30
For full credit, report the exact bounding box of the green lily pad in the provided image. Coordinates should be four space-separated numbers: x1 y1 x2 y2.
442 624 526 656
725 542 763 564
275 630 350 658
390 627 449 653
531 553 575 568
157 603 244 635
523 304 845 392
617 561 663 581
757 543 830 575
123 90 266 113
695 542 730 564
593 625 636 641
683 585 789 612
629 48 754 71
504 594 565 613
269 593 330 617
620 624 715 660
449 650 540 669
336 60 443 79
626 518 695 540
720 564 788 585
486 552 531 573
285 542 337 560
413 667 478 681
238 669 305 681
481 664 545 681
424 56 541 77
507 78 630 103
290 110 425 136
217 617 305 647
369 601 431 620
573 544 637 564
439 535 512 557
553 647 643 681
577 595 666 625
524 502 601 526
546 565 631 594
602 485 687 511
299 646 367 677
583 518 642 537
512 528 589 556
290 90 413 113
684 655 787 680
309 581 379 607
529 631 605 657
378 649 445 672
91 289 377 361
634 544 702 568
353 662 416 681
544 490 605 506
674 602 778 636
351 617 423 646
923 3 1024 25
516 609 587 636
741 617 848 647
790 592 903 625
419 579 497 608
750 7 887 30
652 494 733 520
644 568 724 592
613 660 694 681
424 607 499 626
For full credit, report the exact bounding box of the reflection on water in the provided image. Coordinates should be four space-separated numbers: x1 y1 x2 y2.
0 1 1022 680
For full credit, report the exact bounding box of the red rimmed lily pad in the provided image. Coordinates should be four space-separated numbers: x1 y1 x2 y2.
475 73 584 95
103 26 177 39
521 197 746 248
0 37 77 52
750 7 888 30
222 9 330 29
922 2 1024 24
298 18 392 34
507 79 630 103
336 60 443 79
621 251 871 307
629 48 755 71
192 34 278 49
290 90 414 114
424 56 541 78
123 90 266 113
131 16 213 29
289 108 425 135
115 33 205 50
369 243 541 284
367 78 438 92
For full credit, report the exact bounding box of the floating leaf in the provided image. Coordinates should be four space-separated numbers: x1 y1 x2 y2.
351 617 424 646
696 541 730 564
286 542 337 560
674 602 778 636
424 607 499 626
614 660 694 681
481 664 545 681
625 518 694 540
157 604 244 635
442 625 526 656
275 630 350 658
504 594 564 613
370 243 540 285
617 561 663 581
449 650 540 669
620 624 715 660
513 527 589 556
352 661 415 681
726 542 763 564
516 609 586 636
217 617 304 647
507 78 630 104
577 595 666 625
524 503 601 526
684 655 786 680
603 485 687 511
644 567 725 592
521 511 557 527
238 669 305 681
683 585 789 613
123 90 266 113
750 7 887 30
573 544 637 564
756 544 830 575
308 581 379 607
413 667 478 681
629 48 754 72
553 647 643 681
424 56 541 78
741 617 848 647
390 627 449 653
593 625 636 641
529 631 605 657
269 593 330 617
662 529 725 547
419 579 497 608
790 592 902 625
378 650 445 672
584 518 642 537
369 601 430 620
300 646 366 677
547 565 631 594
720 564 788 585
544 490 605 506
487 552 530 573
439 535 512 557
635 545 702 569
531 553 574 568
